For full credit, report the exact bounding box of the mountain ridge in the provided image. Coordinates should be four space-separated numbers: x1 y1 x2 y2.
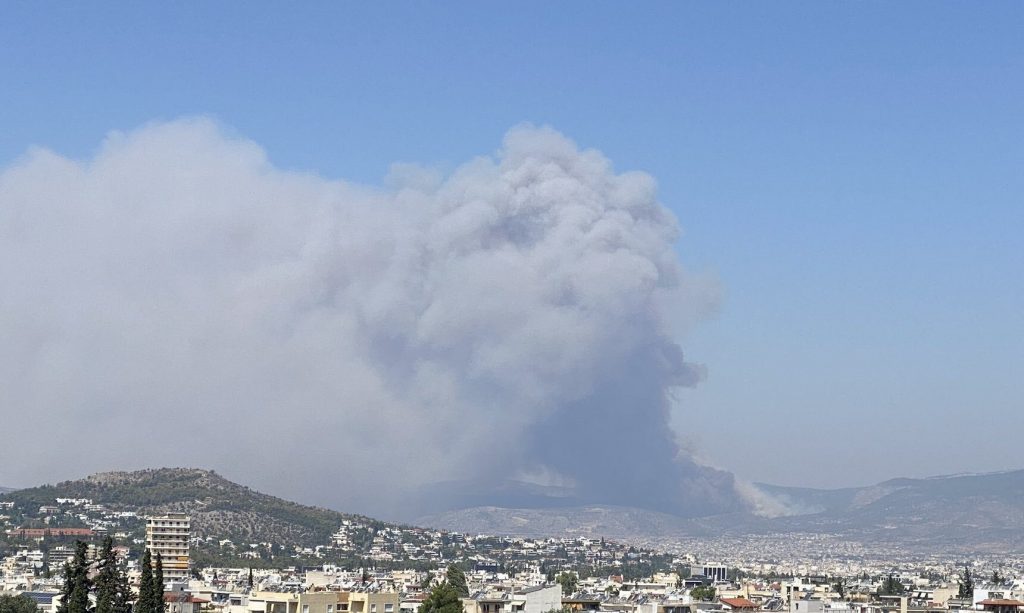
5 466 1024 556
417 468 1024 551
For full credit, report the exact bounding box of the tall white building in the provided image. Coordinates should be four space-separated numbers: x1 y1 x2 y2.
146 513 191 585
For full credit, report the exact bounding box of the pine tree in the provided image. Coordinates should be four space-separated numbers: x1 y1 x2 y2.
0 594 42 613
445 565 469 598
556 573 578 597
419 582 462 613
880 574 905 596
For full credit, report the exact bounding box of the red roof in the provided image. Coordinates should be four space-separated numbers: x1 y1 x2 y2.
720 598 758 610
979 600 1024 607
163 594 209 604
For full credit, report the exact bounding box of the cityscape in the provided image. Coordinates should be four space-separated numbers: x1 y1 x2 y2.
1 6 1021 613
3 476 1024 613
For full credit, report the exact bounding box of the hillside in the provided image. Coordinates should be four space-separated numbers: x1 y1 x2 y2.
419 470 1024 552
6 467 1024 561
1 468 384 550
0 468 680 576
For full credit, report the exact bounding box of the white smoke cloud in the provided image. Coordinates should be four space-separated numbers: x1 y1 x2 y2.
0 118 731 518
732 480 823 518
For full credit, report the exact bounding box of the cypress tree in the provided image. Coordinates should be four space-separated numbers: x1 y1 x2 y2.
153 553 165 613
958 567 974 599
113 554 132 613
56 562 74 613
67 541 92 613
96 537 118 613
137 550 154 613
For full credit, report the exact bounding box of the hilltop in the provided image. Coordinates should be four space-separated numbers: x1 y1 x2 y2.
1 468 385 551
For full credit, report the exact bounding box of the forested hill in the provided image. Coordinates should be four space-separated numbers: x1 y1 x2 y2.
0 469 678 577
0 468 386 549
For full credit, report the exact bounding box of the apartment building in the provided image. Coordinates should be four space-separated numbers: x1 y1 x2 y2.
146 513 191 584
245 591 400 613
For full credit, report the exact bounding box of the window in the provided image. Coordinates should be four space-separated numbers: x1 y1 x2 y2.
384 606 393 613
303 606 310 613
328 606 334 613
371 605 377 613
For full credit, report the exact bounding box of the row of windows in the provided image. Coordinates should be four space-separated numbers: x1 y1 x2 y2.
305 605 394 613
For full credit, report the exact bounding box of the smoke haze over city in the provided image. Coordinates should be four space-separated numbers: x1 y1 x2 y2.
0 120 743 518
1 4 1021 514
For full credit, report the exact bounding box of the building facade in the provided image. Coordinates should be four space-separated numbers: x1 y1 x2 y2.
146 513 191 584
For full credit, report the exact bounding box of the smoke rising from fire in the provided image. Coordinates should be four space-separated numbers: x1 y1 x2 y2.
0 119 743 518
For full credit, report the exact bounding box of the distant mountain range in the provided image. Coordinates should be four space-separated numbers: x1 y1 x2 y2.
416 470 1024 551
4 467 1023 555
0 487 14 494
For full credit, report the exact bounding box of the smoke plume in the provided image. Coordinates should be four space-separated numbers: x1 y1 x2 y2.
0 119 742 519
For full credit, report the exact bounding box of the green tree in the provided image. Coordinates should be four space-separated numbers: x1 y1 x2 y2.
419 582 463 613
96 537 120 613
690 586 716 601
0 594 41 613
958 567 974 600
137 549 155 613
879 574 905 596
556 572 578 596
58 541 92 613
154 553 165 613
832 578 846 599
445 565 469 598
56 562 75 613
0 597 40 613
113 554 132 613
674 565 691 588
992 570 1003 584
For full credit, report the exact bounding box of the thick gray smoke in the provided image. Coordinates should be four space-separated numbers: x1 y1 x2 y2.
0 119 741 519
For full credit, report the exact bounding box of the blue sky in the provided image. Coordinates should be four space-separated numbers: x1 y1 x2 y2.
2 2 1021 489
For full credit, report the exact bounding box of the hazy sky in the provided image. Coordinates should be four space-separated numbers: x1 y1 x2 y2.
1 3 1021 503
